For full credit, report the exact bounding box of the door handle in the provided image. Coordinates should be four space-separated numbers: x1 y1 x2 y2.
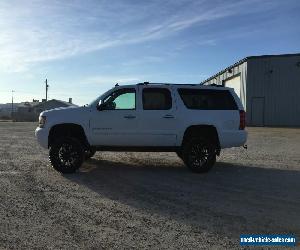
124 115 136 119
163 114 174 119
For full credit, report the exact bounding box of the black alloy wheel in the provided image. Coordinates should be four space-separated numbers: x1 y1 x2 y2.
183 137 216 173
49 137 84 173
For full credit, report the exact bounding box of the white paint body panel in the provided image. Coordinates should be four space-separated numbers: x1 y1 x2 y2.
35 84 247 149
137 85 177 146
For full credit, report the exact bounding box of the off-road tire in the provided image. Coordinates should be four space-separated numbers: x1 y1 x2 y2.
176 150 183 160
183 137 216 173
49 137 84 174
84 148 97 160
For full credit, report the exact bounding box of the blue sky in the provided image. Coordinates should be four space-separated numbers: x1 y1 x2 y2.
0 0 299 105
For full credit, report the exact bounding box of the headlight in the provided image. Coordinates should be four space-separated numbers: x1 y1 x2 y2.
39 115 46 128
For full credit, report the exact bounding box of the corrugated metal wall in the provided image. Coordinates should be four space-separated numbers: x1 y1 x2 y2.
203 54 300 126
247 55 300 126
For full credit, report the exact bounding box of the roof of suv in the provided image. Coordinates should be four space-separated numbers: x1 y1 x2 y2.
115 82 230 90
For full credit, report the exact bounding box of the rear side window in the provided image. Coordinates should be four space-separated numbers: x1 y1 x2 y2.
178 89 238 110
143 88 172 110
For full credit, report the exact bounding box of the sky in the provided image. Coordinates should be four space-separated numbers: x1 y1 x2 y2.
0 0 299 105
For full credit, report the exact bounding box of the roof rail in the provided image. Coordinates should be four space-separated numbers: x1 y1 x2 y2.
137 82 200 86
207 83 223 87
137 82 170 85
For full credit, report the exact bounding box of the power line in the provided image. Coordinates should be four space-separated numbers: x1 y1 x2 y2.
0 90 41 94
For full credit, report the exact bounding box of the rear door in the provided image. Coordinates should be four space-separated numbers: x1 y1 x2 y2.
138 86 177 146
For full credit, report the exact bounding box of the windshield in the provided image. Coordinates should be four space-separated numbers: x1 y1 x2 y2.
87 88 113 107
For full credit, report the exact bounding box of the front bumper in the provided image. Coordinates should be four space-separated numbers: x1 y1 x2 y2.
35 127 49 149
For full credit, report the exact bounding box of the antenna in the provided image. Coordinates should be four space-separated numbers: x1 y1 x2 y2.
45 79 49 101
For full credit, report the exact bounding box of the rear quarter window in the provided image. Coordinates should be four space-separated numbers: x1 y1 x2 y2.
178 88 238 110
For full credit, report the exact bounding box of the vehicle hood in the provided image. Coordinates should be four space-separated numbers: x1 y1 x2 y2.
40 106 90 125
40 106 80 115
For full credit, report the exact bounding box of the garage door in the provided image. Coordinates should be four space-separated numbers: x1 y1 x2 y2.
225 75 241 98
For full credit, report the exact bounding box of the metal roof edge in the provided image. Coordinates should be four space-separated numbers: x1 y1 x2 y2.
247 52 300 60
201 52 300 84
200 57 247 84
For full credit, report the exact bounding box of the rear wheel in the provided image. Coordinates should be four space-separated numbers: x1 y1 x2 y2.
84 148 96 160
49 137 84 174
183 137 216 173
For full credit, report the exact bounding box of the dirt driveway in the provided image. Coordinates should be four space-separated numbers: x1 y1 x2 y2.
0 123 299 249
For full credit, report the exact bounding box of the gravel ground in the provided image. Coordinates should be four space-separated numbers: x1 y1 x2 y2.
0 122 299 249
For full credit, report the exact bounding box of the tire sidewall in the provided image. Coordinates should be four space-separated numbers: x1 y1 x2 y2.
176 150 183 160
84 148 96 160
49 137 84 173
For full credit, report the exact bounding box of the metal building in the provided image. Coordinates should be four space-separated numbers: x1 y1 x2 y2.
202 53 300 126
14 99 77 122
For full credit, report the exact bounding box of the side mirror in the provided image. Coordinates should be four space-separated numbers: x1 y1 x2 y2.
96 100 105 111
96 100 116 111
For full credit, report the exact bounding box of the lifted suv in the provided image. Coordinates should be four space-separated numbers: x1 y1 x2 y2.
35 83 247 173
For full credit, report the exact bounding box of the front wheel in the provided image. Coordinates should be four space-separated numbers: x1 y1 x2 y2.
49 137 84 174
176 150 183 160
183 137 216 173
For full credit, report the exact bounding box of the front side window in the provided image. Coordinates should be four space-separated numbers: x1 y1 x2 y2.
178 89 238 110
142 88 172 110
102 88 136 110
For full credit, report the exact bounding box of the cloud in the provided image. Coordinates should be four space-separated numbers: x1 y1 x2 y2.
0 0 277 72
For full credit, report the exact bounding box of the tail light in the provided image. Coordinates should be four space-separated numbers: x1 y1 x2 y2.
239 110 246 130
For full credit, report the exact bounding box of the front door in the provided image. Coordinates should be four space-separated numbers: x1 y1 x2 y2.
89 87 140 146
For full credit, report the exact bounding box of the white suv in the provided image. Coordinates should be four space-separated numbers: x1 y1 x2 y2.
35 83 247 173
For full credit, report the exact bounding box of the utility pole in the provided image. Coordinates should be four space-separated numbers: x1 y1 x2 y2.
45 78 49 101
11 90 14 120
